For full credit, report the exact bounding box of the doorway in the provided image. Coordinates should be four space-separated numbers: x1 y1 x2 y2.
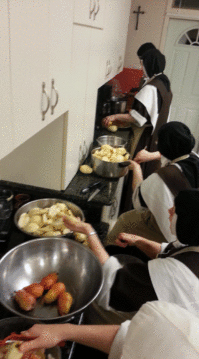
164 18 199 150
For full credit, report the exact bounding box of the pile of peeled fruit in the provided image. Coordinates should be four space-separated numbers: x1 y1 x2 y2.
14 272 73 316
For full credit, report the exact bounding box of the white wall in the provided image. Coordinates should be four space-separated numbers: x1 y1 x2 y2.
124 0 168 68
0 114 67 191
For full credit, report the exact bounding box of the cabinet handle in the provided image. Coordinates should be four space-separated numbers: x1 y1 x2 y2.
93 0 100 20
41 82 50 121
89 0 96 19
106 60 112 77
118 56 123 71
50 79 59 115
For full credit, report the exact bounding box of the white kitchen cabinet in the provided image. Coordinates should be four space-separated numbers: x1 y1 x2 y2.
8 0 73 149
98 0 131 86
0 1 14 159
73 0 105 29
64 25 92 187
64 23 104 188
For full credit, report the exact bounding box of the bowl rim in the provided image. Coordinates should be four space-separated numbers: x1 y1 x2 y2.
96 135 127 146
14 198 85 238
0 237 104 322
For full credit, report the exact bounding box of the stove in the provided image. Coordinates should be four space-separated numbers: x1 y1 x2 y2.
0 179 109 359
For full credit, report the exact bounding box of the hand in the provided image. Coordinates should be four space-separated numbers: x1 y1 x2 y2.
115 233 139 247
134 149 152 164
102 115 118 128
102 114 133 128
127 160 141 171
62 216 91 235
134 150 161 163
19 324 67 353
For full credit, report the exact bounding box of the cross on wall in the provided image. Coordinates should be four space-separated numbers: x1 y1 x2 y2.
133 6 145 30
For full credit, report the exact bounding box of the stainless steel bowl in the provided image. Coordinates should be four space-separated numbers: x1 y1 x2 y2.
96 135 127 148
0 237 103 323
91 147 129 178
0 317 61 358
14 198 85 237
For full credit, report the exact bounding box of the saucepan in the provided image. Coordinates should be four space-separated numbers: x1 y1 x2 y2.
91 147 131 178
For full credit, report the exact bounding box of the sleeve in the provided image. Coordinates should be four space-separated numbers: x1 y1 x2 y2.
108 320 131 359
96 256 123 310
129 84 158 129
160 242 170 253
132 183 147 210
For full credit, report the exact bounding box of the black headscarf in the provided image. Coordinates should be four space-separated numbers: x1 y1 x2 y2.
142 49 165 78
175 189 199 246
141 48 171 91
137 42 156 59
157 121 195 160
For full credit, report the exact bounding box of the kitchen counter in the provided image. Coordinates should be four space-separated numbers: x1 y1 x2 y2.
64 127 132 207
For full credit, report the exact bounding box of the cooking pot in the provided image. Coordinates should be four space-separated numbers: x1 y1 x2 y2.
96 135 127 148
91 147 129 178
0 317 61 358
110 95 127 114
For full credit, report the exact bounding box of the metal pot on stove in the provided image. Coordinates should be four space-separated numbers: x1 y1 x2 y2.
110 95 127 114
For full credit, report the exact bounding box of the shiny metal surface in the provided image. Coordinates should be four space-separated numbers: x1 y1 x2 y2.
0 237 103 323
96 135 127 148
14 198 85 237
91 147 129 178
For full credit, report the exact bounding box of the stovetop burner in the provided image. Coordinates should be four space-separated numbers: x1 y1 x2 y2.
0 180 109 359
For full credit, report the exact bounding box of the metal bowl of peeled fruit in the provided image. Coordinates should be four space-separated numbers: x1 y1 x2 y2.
96 135 127 148
91 146 131 178
0 237 103 323
14 198 85 238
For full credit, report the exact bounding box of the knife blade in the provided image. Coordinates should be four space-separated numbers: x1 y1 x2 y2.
81 181 102 194
87 184 106 202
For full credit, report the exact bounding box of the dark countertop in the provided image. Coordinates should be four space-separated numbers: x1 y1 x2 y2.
64 127 132 206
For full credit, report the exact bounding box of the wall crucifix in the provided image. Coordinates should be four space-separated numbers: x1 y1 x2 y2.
133 6 145 30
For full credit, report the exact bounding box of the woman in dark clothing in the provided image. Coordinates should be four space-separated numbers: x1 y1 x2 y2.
103 48 172 179
62 189 199 324
103 48 173 212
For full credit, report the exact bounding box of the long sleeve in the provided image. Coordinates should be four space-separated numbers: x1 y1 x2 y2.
109 320 131 359
129 84 159 130
96 256 123 310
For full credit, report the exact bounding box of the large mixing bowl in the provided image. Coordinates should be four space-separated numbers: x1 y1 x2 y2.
96 135 127 148
0 317 61 358
0 237 103 323
14 198 85 238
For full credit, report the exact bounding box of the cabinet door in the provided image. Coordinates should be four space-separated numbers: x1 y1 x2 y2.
0 1 14 159
64 25 91 188
115 0 131 75
98 0 131 86
83 28 103 156
48 0 73 120
98 0 122 86
9 0 50 148
74 0 105 29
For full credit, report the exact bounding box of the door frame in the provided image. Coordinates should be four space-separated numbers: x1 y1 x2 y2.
160 1 199 52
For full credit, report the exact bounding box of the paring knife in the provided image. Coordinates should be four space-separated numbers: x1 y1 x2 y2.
87 183 106 202
81 181 102 194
